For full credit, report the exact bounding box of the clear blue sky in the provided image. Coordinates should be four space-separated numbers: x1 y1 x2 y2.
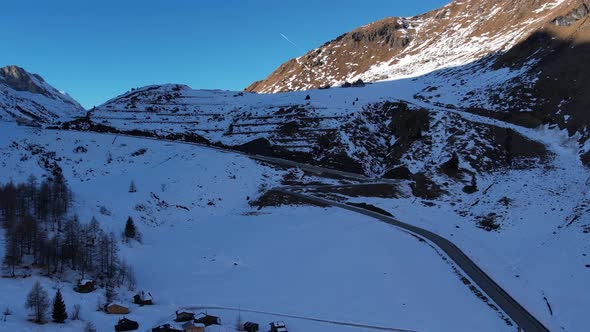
1 0 449 108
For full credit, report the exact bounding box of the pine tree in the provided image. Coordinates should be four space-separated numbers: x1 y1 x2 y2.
124 217 136 240
128 181 137 193
25 281 50 323
52 288 67 323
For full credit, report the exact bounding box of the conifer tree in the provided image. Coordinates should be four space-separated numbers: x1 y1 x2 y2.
52 288 67 323
128 181 137 193
124 217 136 240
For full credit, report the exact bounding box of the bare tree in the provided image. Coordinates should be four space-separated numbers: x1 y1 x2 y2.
84 321 97 332
71 304 82 320
25 281 50 323
235 312 244 331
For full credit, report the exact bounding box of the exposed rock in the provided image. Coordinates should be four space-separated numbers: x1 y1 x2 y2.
0 65 85 124
440 153 461 178
0 65 50 96
237 138 274 155
411 173 444 200
551 3 589 26
383 166 413 180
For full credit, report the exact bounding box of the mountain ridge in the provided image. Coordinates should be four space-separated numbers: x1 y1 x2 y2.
245 0 574 93
0 65 84 125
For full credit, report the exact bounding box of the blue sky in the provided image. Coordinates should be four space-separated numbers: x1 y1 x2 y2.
1 0 449 108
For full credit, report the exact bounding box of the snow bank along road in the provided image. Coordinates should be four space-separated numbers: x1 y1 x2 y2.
272 185 550 332
57 129 547 331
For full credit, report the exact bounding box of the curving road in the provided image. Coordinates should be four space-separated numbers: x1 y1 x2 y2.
273 186 550 332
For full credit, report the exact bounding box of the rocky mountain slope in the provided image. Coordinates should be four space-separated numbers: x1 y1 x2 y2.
244 0 590 163
80 83 546 178
0 65 84 125
246 0 572 93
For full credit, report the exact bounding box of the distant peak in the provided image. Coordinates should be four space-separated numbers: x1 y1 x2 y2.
0 65 49 95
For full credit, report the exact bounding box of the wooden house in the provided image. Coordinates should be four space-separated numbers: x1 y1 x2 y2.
106 303 131 315
269 321 288 332
151 324 182 332
194 312 220 326
182 322 205 332
133 291 153 306
75 279 96 293
175 310 195 322
244 321 259 332
115 317 139 331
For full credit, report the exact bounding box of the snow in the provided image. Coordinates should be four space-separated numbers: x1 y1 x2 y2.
0 124 511 331
0 68 84 124
314 128 590 332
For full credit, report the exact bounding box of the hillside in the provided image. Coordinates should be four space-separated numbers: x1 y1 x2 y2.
0 65 84 125
3 0 590 331
245 0 590 161
245 0 571 93
0 123 511 332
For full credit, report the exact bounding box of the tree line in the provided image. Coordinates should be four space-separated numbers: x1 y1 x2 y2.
0 174 135 291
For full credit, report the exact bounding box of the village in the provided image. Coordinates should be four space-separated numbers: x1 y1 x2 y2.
75 279 286 332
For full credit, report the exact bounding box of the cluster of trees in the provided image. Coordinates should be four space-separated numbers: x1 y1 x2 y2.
0 175 136 301
24 281 88 325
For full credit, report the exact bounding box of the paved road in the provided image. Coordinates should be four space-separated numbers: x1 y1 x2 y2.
273 186 550 332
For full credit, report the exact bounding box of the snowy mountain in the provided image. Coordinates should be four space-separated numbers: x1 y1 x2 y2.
3 1 590 331
245 0 590 161
0 65 84 125
84 80 547 178
245 0 574 93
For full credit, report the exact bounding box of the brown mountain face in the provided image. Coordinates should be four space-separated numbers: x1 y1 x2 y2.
246 0 579 94
497 1 590 135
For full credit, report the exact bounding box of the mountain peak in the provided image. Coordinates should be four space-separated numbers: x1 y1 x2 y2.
0 65 85 125
0 65 51 96
245 0 573 93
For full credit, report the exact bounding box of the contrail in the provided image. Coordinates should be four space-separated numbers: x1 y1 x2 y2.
280 33 301 50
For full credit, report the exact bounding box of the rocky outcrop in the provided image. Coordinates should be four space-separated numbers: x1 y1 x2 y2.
0 65 51 96
0 65 84 124
551 3 589 26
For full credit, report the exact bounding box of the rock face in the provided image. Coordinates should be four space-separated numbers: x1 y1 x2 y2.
246 0 573 94
0 65 84 125
551 2 589 26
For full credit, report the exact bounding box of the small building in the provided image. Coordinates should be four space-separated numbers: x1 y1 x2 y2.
269 321 288 332
182 322 205 332
75 279 96 293
243 321 259 332
106 303 131 315
152 324 182 332
115 317 139 331
133 291 153 306
194 312 220 326
175 310 195 322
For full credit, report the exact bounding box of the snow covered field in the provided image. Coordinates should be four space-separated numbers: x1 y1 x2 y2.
0 124 510 331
